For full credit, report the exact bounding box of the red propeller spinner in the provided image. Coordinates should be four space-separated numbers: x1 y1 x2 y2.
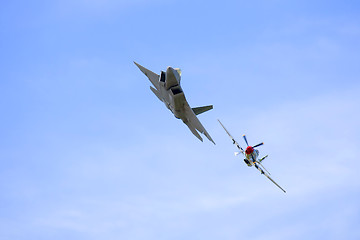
245 146 254 155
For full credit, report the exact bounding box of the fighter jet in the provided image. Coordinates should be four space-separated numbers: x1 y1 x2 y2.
134 61 215 144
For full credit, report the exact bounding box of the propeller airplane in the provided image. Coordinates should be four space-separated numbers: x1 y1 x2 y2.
218 119 286 193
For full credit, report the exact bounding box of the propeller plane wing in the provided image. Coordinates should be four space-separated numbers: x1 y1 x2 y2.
218 119 244 154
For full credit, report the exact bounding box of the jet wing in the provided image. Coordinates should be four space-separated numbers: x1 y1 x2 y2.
218 119 244 154
184 104 215 144
254 163 286 193
134 61 160 90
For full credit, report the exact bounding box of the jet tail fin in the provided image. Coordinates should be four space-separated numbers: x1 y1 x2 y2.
192 105 213 115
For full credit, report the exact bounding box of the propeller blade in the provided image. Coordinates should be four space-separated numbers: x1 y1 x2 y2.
253 142 264 148
243 135 249 146
259 155 268 163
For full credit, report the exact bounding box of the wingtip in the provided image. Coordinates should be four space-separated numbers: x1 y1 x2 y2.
205 133 215 145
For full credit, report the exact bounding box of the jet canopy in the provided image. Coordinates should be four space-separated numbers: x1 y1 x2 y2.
174 68 182 77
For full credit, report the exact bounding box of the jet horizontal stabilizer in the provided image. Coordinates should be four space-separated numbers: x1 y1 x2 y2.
192 105 213 115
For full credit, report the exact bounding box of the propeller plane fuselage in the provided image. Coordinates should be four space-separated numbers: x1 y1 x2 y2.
243 146 259 166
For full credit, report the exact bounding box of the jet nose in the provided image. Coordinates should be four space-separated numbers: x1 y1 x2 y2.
166 66 180 83
166 66 175 76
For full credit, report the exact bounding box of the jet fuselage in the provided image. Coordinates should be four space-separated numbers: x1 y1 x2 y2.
158 67 187 120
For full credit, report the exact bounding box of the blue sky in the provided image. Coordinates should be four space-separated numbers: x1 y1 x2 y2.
1 0 360 239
